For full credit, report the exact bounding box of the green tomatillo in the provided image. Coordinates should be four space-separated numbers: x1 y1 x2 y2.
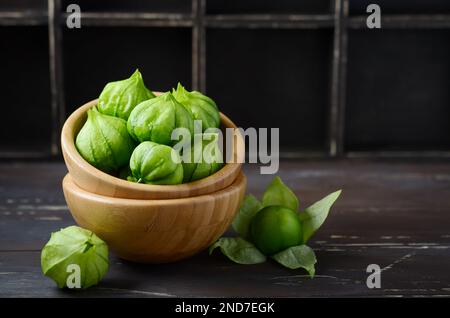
41 226 109 289
98 69 155 120
249 205 303 255
127 92 194 146
75 108 136 173
182 133 223 183
129 141 183 185
172 83 220 131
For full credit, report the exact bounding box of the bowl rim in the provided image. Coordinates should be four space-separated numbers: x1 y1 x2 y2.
63 172 246 206
61 98 244 197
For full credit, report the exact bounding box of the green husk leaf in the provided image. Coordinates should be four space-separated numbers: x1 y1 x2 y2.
262 176 299 212
299 190 342 243
209 237 266 265
272 245 316 277
231 195 263 239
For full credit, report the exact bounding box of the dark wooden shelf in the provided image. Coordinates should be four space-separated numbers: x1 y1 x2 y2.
347 151 450 159
0 0 449 159
348 14 450 29
204 14 335 29
0 11 48 26
60 12 194 27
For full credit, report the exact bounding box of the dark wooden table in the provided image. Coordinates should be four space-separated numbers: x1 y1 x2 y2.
1 160 450 297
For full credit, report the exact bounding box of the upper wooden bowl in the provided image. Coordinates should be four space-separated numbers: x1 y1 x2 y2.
61 99 244 200
63 172 247 263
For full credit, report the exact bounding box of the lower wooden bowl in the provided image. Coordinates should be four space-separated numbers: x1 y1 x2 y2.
62 172 247 263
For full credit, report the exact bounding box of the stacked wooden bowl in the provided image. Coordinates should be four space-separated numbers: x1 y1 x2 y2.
61 100 246 263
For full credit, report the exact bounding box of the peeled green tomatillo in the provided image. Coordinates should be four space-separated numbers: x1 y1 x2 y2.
172 83 220 131
182 133 223 182
76 108 136 173
127 92 194 146
41 226 109 289
98 69 155 120
250 206 303 255
130 141 183 185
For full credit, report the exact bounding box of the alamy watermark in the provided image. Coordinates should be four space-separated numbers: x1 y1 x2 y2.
66 264 81 289
366 4 381 29
171 121 280 175
366 264 381 289
66 4 81 29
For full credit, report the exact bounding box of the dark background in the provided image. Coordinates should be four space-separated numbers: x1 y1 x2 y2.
0 0 449 159
1 1 450 299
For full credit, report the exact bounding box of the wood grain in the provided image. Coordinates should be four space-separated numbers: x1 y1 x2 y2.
61 99 244 200
1 161 450 297
62 172 247 263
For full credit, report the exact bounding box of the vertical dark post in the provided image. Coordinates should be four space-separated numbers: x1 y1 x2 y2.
192 0 206 92
329 0 348 157
48 0 65 156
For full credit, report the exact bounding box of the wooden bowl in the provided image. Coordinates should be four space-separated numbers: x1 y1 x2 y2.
61 99 244 200
62 172 247 263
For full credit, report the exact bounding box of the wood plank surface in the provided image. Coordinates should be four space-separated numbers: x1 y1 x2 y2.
1 161 450 297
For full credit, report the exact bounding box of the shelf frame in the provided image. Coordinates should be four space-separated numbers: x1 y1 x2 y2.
1 0 449 160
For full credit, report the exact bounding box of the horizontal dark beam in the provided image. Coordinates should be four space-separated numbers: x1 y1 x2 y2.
205 14 334 29
278 151 329 159
0 151 52 159
348 14 450 29
205 14 335 29
346 151 450 159
2 11 450 29
60 12 194 27
0 11 48 26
